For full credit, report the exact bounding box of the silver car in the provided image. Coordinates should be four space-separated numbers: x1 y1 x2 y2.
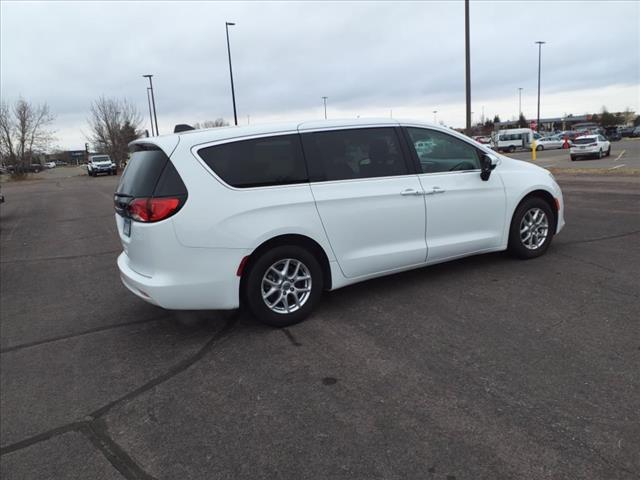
533 135 569 151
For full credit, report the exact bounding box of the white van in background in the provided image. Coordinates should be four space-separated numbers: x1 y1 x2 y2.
493 128 542 153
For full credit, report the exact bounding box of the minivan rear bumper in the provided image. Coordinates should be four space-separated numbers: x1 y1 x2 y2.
117 247 249 310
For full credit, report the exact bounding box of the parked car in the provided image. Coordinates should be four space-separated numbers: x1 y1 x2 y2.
87 155 117 176
632 126 640 138
5 164 42 173
619 126 634 137
531 135 570 151
44 161 56 169
606 131 622 141
570 135 611 160
114 119 565 327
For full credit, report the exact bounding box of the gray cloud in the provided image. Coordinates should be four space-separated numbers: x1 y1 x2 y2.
1 1 638 147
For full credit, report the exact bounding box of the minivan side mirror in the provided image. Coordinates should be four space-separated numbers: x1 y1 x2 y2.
480 153 499 181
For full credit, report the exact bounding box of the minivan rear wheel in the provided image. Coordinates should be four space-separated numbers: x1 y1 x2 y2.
245 245 323 327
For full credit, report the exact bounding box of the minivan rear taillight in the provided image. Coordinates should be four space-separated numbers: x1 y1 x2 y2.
128 197 182 222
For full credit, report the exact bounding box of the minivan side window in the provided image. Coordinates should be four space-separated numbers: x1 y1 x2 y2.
406 128 480 173
302 128 408 182
198 134 307 188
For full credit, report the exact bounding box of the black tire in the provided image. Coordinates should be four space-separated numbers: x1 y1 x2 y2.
570 155 576 161
536 145 543 151
244 245 323 327
606 146 611 157
507 197 555 259
508 145 516 153
597 149 603 159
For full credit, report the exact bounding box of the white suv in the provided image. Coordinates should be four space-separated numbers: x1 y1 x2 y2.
88 155 117 176
114 119 565 326
570 135 611 161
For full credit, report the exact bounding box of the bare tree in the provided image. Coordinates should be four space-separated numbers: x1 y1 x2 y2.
87 96 143 166
193 118 229 130
0 98 55 171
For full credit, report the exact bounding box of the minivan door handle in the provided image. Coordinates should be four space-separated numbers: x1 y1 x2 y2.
425 186 446 195
400 188 422 196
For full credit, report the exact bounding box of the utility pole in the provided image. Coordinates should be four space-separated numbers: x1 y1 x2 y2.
146 87 155 136
433 110 438 123
535 41 546 132
226 22 238 126
464 0 471 133
322 96 328 119
518 87 523 119
142 75 159 135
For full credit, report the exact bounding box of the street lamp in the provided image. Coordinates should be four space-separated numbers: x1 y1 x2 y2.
535 41 546 132
225 22 238 126
464 0 471 133
142 75 159 135
146 87 155 136
518 87 523 119
322 96 328 119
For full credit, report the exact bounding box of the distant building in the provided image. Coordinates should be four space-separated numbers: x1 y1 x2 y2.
44 150 89 165
495 111 634 132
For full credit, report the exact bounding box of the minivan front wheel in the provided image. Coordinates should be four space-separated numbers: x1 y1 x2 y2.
508 198 555 259
245 245 323 327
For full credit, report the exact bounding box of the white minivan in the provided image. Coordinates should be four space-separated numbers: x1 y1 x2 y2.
494 128 542 152
114 119 565 326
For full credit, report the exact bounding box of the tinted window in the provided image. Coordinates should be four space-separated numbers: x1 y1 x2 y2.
574 137 597 145
407 128 480 173
198 134 307 188
154 161 187 196
116 147 169 197
302 128 407 181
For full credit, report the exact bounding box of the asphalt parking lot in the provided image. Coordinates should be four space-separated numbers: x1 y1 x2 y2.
1 171 639 479
510 137 640 172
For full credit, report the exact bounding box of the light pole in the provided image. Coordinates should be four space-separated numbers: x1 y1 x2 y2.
225 22 238 126
433 110 438 123
518 87 523 119
142 75 159 135
322 96 328 119
464 0 471 134
535 41 545 132
146 87 155 136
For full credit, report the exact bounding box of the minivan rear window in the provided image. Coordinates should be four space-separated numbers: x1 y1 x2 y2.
197 134 307 188
116 145 186 197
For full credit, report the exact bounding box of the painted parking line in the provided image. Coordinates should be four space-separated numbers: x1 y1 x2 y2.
608 164 626 170
614 150 626 161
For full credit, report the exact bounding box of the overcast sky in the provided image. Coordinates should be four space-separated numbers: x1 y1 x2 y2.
1 0 639 149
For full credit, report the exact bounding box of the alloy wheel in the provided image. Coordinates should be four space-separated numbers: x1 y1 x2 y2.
261 258 312 314
519 208 549 250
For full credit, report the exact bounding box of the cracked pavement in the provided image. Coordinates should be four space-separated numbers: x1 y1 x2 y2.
1 172 639 479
